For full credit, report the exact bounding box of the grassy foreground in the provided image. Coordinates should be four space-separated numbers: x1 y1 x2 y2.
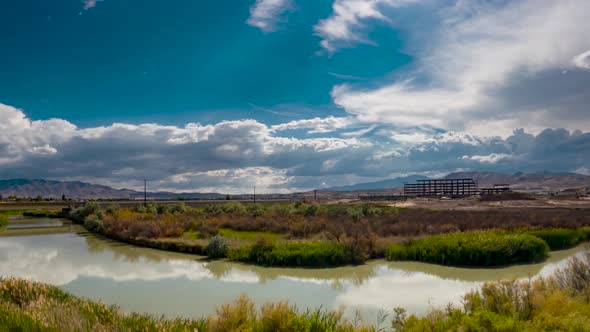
1 254 590 331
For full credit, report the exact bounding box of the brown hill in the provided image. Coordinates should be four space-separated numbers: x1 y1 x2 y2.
445 171 590 190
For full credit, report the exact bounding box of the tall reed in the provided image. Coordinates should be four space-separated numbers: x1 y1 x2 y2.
386 231 549 266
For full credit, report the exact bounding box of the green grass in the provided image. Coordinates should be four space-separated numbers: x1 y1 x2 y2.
228 241 361 267
0 215 7 230
181 230 203 240
386 231 550 267
218 228 282 242
527 228 588 250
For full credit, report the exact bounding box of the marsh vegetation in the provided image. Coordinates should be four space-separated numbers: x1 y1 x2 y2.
67 201 590 267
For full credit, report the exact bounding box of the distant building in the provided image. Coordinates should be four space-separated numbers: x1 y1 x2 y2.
404 178 479 197
403 178 511 197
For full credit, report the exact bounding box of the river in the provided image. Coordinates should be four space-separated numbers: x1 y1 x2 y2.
0 218 587 323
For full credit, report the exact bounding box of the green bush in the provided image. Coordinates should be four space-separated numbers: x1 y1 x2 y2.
304 204 319 217
228 241 360 267
386 231 549 266
271 204 295 216
222 202 247 214
247 204 266 217
83 214 104 233
69 202 101 223
205 235 229 258
0 215 7 229
528 228 586 250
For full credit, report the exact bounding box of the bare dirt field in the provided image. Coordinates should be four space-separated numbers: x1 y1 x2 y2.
384 196 590 210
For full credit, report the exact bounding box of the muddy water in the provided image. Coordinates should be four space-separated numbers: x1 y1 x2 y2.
0 220 587 323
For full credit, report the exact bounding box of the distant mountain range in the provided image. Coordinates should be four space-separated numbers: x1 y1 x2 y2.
1 171 589 199
445 171 590 190
0 179 225 200
320 175 429 192
321 171 590 192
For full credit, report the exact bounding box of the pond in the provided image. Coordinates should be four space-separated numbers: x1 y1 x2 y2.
0 219 587 323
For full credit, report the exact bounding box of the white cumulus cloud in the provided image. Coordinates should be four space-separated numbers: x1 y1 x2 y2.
247 0 294 32
573 50 590 69
329 0 590 135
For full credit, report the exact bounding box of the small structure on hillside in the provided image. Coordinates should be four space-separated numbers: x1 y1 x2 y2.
480 184 511 195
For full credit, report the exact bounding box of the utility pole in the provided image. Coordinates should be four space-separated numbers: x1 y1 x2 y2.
253 185 256 204
144 179 147 208
314 189 317 201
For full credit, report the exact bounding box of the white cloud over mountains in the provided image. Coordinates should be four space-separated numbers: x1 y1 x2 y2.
1 103 589 193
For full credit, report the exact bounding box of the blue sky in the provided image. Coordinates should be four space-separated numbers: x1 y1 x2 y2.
0 0 407 127
1 0 590 193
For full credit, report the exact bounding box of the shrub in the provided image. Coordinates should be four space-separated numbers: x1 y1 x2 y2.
105 204 120 215
222 202 247 214
152 203 187 215
271 204 295 216
146 202 158 214
247 204 266 217
83 214 104 233
527 228 586 250
206 235 229 258
346 207 364 222
304 204 319 217
386 231 550 266
228 241 360 267
69 202 101 223
134 205 147 213
553 254 590 295
171 203 188 214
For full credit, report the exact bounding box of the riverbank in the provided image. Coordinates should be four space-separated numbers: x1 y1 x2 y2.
65 201 590 268
1 253 589 331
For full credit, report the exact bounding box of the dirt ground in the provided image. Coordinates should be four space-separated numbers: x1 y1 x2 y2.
384 196 590 210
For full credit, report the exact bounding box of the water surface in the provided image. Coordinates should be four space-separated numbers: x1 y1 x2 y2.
6 217 64 229
0 222 587 323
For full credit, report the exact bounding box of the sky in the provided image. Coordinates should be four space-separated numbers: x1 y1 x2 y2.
1 0 590 193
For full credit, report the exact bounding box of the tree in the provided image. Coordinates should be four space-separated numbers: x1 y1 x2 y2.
36 195 43 202
62 194 66 201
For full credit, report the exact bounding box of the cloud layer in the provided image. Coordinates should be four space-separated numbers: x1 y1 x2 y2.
1 103 589 192
2 1 590 192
